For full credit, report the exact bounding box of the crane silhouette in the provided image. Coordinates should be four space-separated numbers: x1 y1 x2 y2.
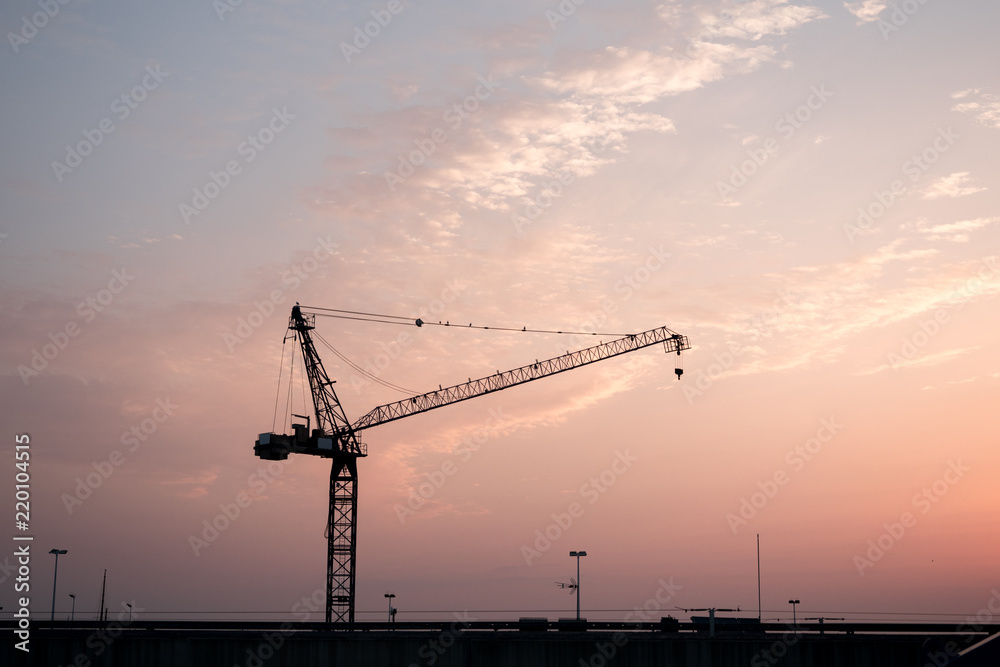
254 304 690 623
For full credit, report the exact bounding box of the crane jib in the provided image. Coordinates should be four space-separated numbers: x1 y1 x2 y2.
352 327 690 432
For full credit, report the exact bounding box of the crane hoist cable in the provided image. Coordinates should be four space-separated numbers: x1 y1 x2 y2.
312 330 418 396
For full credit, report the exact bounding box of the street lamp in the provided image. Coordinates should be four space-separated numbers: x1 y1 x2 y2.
126 603 133 623
69 594 76 622
789 599 800 628
49 549 67 622
384 593 396 625
569 551 587 621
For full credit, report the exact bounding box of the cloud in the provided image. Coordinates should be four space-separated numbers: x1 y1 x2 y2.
160 470 220 499
860 346 980 375
922 172 987 200
843 1 887 23
911 217 998 243
691 242 1000 377
952 89 1000 129
308 3 826 250
698 0 828 41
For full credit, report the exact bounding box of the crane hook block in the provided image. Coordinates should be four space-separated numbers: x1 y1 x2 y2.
675 368 683 380
415 318 424 327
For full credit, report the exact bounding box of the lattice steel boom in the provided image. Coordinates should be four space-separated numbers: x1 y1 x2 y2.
353 327 689 432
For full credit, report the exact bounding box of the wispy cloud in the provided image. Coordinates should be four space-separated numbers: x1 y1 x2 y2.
698 0 828 41
696 242 1000 376
843 1 887 23
859 346 980 375
160 469 220 499
910 217 998 243
952 89 1000 129
309 3 827 249
922 172 987 200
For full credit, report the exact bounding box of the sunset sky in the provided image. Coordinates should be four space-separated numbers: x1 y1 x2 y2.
2 0 998 624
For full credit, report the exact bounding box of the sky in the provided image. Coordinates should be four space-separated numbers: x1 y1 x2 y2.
1 0 999 625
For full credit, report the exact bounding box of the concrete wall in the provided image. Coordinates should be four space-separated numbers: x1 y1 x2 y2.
7 629 935 667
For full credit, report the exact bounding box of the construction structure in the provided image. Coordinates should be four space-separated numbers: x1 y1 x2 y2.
254 305 690 623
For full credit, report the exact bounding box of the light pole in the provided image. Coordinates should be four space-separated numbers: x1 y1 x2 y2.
384 593 396 625
789 599 800 628
569 551 587 621
69 594 76 622
49 549 67 622
126 603 133 623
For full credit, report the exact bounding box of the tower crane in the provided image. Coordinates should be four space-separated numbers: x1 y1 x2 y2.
254 304 690 624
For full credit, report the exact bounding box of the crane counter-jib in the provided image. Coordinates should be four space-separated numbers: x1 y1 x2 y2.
351 326 690 433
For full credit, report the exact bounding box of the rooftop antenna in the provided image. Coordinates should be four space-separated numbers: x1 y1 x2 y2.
555 577 578 594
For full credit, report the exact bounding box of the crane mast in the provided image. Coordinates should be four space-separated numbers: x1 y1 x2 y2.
254 306 690 624
255 306 367 624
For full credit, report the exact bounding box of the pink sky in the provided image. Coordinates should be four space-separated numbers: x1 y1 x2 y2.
2 0 999 623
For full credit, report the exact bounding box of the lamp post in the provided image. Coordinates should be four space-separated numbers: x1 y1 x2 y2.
789 599 800 629
49 549 67 622
69 594 76 622
384 593 396 625
569 551 587 621
126 603 133 623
